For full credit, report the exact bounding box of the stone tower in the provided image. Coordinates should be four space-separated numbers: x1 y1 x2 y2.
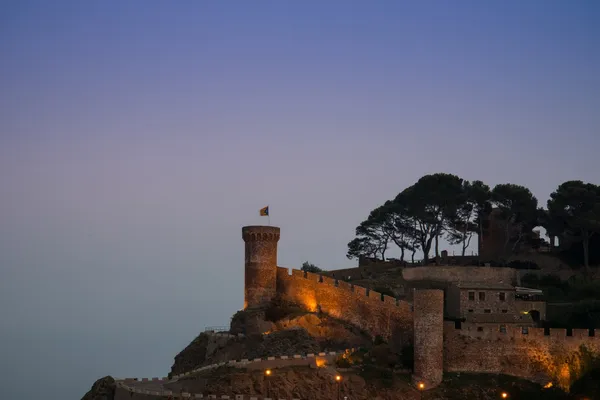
412 289 444 389
242 225 280 309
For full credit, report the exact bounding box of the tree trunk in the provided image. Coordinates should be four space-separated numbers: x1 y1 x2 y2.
582 230 590 278
411 249 416 264
422 236 434 265
400 247 405 262
435 233 439 258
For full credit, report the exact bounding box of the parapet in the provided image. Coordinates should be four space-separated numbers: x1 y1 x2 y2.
445 321 598 343
242 226 280 242
276 266 412 311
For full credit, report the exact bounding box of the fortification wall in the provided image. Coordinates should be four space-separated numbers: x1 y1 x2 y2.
116 351 342 400
403 266 517 285
275 267 413 341
444 322 599 390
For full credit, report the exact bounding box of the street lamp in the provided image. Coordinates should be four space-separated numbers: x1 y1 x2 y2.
501 392 508 399
265 369 272 398
417 382 425 400
335 375 342 400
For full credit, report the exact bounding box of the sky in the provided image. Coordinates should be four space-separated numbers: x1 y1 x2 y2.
0 1 599 398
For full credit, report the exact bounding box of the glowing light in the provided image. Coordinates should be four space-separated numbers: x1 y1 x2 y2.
418 382 425 390
315 358 327 367
265 369 271 376
544 382 553 389
501 392 508 399
335 375 342 382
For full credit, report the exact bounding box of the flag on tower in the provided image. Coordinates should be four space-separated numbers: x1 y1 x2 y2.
259 206 269 216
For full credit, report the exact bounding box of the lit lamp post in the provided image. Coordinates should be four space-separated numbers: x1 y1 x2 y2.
418 382 425 400
335 375 342 400
501 392 508 399
265 369 272 398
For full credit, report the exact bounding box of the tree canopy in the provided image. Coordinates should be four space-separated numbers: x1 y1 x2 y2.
348 173 600 269
546 181 600 272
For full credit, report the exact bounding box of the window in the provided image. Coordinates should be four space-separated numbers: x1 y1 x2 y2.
499 325 507 333
501 309 508 313
468 309 474 313
522 327 529 334
468 291 475 301
477 327 484 332
479 292 486 301
499 292 506 301
484 309 491 313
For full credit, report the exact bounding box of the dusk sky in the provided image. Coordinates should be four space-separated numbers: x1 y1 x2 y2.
1 1 599 398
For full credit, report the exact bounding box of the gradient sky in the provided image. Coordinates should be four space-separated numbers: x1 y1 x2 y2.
1 1 599 398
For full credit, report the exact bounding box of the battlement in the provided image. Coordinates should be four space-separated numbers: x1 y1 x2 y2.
242 226 281 242
276 267 413 341
116 350 343 399
277 267 409 308
444 321 597 343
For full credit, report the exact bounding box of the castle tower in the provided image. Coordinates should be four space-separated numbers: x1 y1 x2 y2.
242 225 280 309
412 289 444 389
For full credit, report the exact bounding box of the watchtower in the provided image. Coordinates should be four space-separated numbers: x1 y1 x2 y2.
242 225 280 309
413 289 444 389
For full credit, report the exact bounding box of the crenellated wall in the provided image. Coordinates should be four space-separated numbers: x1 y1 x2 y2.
403 266 517 285
444 321 599 390
275 267 413 341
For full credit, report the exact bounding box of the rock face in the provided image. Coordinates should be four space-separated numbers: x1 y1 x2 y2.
81 376 115 400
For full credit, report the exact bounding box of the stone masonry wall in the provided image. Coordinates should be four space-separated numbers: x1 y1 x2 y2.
243 226 280 309
444 321 600 390
413 290 444 388
403 266 517 286
276 267 413 342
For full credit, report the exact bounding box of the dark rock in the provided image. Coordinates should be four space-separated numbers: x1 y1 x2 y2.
81 376 115 400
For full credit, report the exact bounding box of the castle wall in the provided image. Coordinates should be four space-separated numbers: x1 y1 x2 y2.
276 267 413 341
403 266 517 285
444 322 600 390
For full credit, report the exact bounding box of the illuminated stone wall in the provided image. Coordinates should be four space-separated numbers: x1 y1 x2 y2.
276 267 413 342
242 226 280 309
444 322 600 390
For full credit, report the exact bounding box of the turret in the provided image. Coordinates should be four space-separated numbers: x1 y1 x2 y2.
413 289 444 389
242 225 280 309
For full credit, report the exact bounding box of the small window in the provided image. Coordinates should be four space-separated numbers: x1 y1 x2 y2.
522 327 529 334
479 292 486 301
499 292 506 301
468 309 474 313
484 309 491 313
499 325 507 333
468 292 475 301
477 327 484 332
501 309 508 313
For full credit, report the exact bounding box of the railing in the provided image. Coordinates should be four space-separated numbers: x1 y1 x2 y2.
205 326 229 332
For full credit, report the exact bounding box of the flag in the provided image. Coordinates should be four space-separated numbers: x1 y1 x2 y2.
259 206 269 216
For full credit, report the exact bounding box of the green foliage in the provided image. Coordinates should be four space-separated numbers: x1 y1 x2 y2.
447 180 492 256
547 181 600 271
350 174 600 267
300 261 322 273
491 183 539 258
521 273 600 303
